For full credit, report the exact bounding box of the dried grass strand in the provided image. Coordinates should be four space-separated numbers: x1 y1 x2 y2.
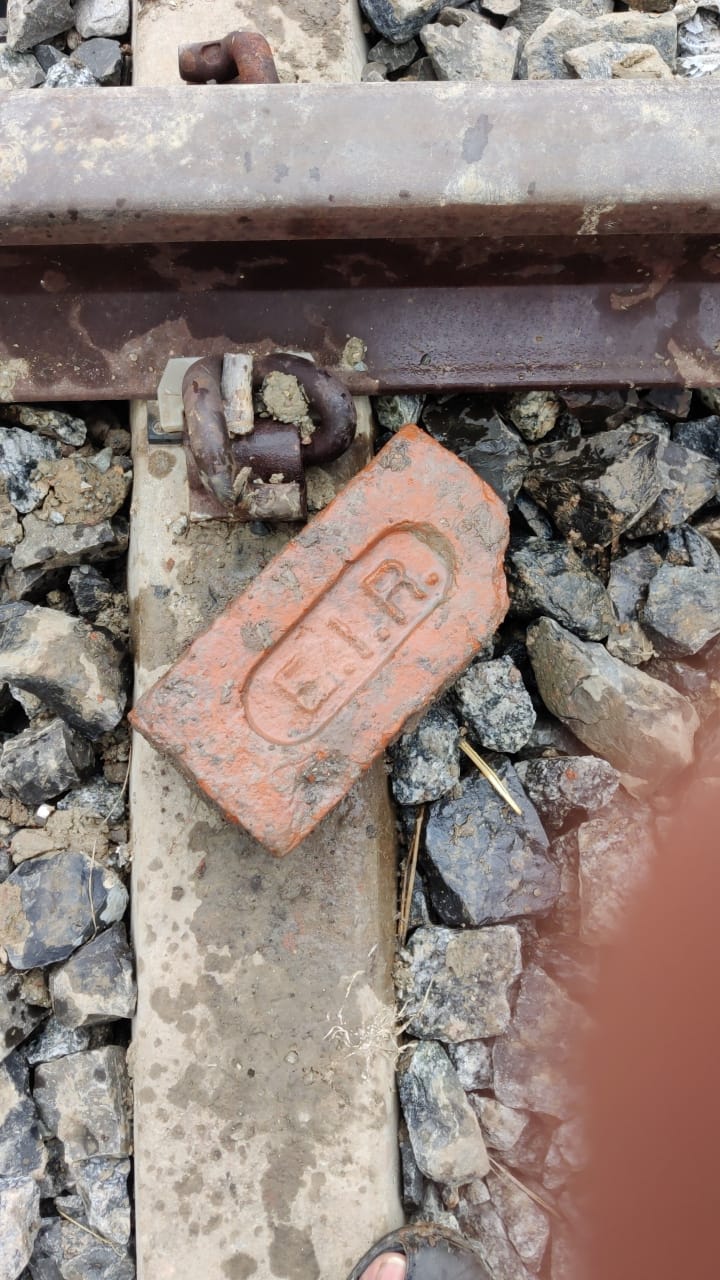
55 1207 126 1257
459 737 522 815
397 805 424 946
488 1155 564 1222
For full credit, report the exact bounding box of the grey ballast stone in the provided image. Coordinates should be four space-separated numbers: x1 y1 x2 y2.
605 543 660 664
390 703 461 804
396 924 522 1040
43 59 98 85
0 850 128 970
367 35 419 69
673 416 720 464
29 1216 135 1280
641 562 720 657
362 62 388 81
644 386 691 418
398 54 437 79
679 50 720 75
73 0 130 39
6 0 74 50
527 617 698 793
0 1051 46 1183
446 1040 493 1091
398 1040 490 1183
507 539 615 640
523 423 664 545
533 933 599 1004
0 970 48 1062
666 524 720 573
33 1045 131 1161
359 0 448 42
483 0 521 15
458 415 530 508
68 565 117 618
520 8 677 78
543 1116 587 1190
486 1170 550 1270
24 1018 98 1066
0 718 94 806
424 766 559 926
454 657 536 752
374 393 425 432
514 755 619 833
0 479 23 563
38 1137 74 1200
399 1120 424 1213
540 829 581 938
71 36 123 83
20 41 64 72
0 404 87 446
421 12 521 79
607 544 662 621
50 922 136 1028
58 776 126 820
420 1181 460 1231
493 966 589 1119
512 0 612 39
71 1156 132 1246
679 8 720 58
11 512 127 573
507 390 561 441
0 429 60 515
514 492 554 540
577 797 655 943
0 1177 41 1279
456 1201 534 1280
0 45 45 86
630 434 719 536
471 1097 529 1153
565 38 673 76
0 603 127 737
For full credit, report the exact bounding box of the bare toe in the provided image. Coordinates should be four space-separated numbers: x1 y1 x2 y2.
359 1251 407 1280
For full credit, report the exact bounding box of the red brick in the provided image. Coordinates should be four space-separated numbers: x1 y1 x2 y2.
129 426 509 855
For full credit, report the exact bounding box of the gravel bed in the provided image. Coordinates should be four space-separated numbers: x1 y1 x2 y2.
378 385 720 1277
0 0 130 88
359 0 720 81
2 384 718 1279
0 402 134 1279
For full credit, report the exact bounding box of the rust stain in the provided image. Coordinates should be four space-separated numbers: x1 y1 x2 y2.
610 261 674 311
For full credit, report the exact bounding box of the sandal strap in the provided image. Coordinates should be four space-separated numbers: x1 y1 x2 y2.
347 1224 491 1280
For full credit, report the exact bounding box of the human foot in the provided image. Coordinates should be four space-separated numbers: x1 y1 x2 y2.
359 1253 407 1280
348 1224 490 1280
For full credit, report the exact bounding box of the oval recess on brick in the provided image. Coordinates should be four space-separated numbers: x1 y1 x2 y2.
244 527 452 745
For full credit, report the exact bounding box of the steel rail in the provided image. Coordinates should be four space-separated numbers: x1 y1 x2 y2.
2 236 720 399
1 83 720 243
1 81 719 398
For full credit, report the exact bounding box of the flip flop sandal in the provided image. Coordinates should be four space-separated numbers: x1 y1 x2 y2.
347 1224 491 1280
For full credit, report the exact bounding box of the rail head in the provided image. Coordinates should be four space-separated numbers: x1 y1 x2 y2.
1 81 719 245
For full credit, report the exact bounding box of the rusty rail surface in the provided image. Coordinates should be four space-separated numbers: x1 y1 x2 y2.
1 81 720 398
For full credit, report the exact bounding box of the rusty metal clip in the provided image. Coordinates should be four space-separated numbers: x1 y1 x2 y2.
181 353 356 523
178 31 280 84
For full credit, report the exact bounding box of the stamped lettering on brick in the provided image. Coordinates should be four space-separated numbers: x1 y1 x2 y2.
245 528 451 745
